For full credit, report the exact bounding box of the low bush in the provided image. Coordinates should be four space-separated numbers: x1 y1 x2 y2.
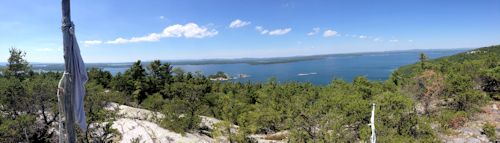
482 123 496 141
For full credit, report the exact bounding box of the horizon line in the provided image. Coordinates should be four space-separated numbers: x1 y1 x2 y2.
0 47 476 65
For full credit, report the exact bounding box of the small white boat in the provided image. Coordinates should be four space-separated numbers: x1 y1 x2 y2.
297 72 317 76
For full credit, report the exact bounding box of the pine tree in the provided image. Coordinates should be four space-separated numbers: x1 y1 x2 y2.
419 53 428 70
5 47 31 78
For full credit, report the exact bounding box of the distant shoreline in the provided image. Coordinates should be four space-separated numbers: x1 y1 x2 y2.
0 48 471 68
0 48 468 85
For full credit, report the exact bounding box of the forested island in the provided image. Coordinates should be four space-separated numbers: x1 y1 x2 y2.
0 45 498 142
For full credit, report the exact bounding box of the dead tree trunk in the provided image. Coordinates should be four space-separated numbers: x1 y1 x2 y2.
61 0 76 142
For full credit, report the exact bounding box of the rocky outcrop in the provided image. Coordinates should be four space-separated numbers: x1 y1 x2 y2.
104 103 283 143
113 118 212 143
105 103 213 143
439 101 500 143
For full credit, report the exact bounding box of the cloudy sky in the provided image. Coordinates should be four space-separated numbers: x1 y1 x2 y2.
1 0 499 63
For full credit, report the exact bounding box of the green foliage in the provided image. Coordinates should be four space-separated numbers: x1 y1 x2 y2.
0 114 36 142
445 73 474 95
172 67 185 77
452 89 488 112
481 66 500 99
420 52 428 70
141 93 164 111
212 120 247 142
2 45 499 142
146 60 173 93
482 66 500 81
0 71 60 142
436 109 467 130
353 76 382 99
160 98 202 134
126 60 148 103
482 123 496 141
209 71 228 79
375 92 435 141
4 47 32 78
87 67 112 88
0 49 120 142
126 60 147 81
111 60 175 105
160 75 211 133
83 81 120 142
395 45 498 117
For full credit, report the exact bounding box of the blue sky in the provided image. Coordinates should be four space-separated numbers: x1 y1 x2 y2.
1 0 499 63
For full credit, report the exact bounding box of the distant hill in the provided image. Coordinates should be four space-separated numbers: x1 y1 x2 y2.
393 44 499 101
391 45 500 142
160 48 469 65
27 48 469 72
395 45 500 78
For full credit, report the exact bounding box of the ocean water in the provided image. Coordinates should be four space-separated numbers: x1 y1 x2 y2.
104 50 465 85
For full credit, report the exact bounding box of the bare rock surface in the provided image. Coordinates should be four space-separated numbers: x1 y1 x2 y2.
248 131 289 143
112 118 212 143
105 103 212 143
439 101 500 143
105 103 279 143
103 101 500 143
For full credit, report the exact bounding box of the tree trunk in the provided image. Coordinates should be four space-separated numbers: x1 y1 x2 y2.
61 0 77 142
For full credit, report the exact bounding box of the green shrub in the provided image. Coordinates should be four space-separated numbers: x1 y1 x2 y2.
141 93 164 111
160 98 201 134
453 90 489 112
483 123 496 141
436 110 468 130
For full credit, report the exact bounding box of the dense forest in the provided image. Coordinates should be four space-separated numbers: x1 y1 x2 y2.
0 45 498 142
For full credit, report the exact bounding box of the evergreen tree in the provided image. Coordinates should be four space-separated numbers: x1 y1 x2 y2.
419 52 428 70
146 60 173 95
87 68 112 88
126 60 146 81
124 60 148 103
5 47 31 78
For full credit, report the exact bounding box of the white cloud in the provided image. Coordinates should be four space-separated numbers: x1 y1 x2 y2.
83 40 103 46
389 39 399 42
268 28 292 36
129 33 162 43
359 35 367 39
106 38 128 44
256 26 291 36
373 38 382 42
106 23 218 44
408 40 413 42
159 16 165 19
307 27 320 36
163 23 218 38
229 19 251 28
255 26 269 34
255 26 264 31
261 30 269 34
323 30 338 37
